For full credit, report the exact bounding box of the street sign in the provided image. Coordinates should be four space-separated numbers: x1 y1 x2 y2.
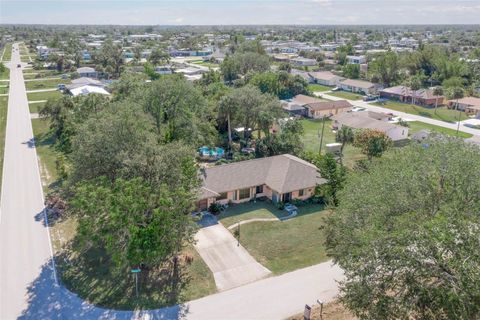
130 269 141 298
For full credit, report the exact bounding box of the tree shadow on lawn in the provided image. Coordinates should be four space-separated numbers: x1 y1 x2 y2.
19 258 187 320
56 240 194 311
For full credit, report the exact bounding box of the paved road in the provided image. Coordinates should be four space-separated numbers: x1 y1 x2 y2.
318 92 480 137
0 44 343 319
0 44 56 319
194 224 271 291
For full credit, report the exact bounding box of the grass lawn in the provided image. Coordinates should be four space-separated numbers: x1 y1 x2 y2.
2 43 12 61
0 86 8 95
25 78 70 91
58 241 216 310
294 66 320 72
300 118 365 168
31 118 59 190
0 68 10 80
27 90 61 102
0 96 8 193
373 100 468 123
409 121 473 139
308 84 332 92
218 201 286 228
23 69 60 78
236 203 331 274
29 102 45 114
191 60 217 68
328 91 363 100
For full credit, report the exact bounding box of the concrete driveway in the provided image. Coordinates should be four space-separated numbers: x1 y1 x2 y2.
194 224 271 291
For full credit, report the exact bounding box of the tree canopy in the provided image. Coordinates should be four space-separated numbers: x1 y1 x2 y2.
326 139 480 319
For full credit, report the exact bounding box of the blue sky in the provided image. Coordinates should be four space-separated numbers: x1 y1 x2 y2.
1 0 480 25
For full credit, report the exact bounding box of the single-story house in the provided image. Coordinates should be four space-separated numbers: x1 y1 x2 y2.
77 67 98 79
195 154 326 210
283 94 351 118
305 100 353 119
331 112 408 142
69 77 103 87
202 50 226 64
448 97 480 116
308 71 345 87
290 57 317 67
339 79 380 95
291 69 314 83
155 66 173 75
68 85 110 97
380 86 444 107
346 55 366 64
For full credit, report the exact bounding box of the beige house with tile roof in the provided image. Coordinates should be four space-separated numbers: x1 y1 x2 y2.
332 112 408 142
196 154 326 210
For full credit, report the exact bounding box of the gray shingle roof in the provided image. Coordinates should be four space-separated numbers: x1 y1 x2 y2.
199 154 326 198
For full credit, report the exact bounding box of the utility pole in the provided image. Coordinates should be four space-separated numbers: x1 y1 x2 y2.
318 115 327 155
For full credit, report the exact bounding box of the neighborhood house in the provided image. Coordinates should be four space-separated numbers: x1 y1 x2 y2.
283 94 352 118
195 154 326 210
332 111 409 142
308 71 345 87
77 67 98 78
339 79 380 95
380 86 444 107
448 97 480 117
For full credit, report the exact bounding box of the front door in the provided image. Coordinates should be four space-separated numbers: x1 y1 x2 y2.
283 192 292 203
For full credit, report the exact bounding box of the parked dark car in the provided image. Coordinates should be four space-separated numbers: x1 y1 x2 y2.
363 94 379 102
17 64 21 68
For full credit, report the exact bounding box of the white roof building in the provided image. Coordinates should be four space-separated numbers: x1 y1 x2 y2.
69 85 110 97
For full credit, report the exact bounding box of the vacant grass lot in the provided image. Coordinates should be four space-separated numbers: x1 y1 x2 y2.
31 118 59 190
29 102 46 114
373 100 468 123
23 69 61 79
308 84 332 92
191 60 217 68
25 78 70 90
0 96 8 193
408 121 472 139
301 118 365 168
2 43 12 61
328 91 363 100
27 90 61 101
236 204 330 274
0 68 10 80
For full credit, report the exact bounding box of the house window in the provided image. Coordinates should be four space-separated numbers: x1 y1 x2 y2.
256 185 264 194
238 188 251 200
299 189 305 197
217 192 228 200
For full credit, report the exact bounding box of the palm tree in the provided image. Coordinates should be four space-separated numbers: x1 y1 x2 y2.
433 86 443 115
218 96 237 147
446 87 465 136
409 77 422 106
335 126 354 166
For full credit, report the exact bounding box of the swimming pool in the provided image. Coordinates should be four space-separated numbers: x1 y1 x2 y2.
198 146 225 160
